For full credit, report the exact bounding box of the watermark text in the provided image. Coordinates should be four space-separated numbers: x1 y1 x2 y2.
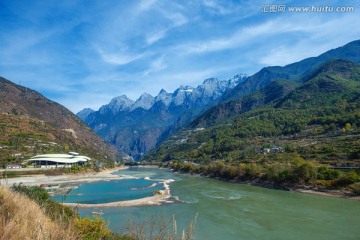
261 5 355 13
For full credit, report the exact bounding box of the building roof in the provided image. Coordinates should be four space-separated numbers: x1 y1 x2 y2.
26 152 90 164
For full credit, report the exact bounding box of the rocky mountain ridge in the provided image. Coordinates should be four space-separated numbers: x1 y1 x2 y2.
77 74 247 159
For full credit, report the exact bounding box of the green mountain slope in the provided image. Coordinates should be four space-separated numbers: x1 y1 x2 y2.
190 79 298 128
221 40 360 103
144 59 360 193
145 60 360 166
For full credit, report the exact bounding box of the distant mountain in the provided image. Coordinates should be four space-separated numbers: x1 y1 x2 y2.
221 40 360 103
0 77 127 166
78 74 247 160
99 95 134 115
77 108 95 121
190 40 360 129
145 59 360 164
190 79 298 128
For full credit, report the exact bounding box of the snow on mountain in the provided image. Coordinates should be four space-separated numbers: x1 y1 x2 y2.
172 86 195 106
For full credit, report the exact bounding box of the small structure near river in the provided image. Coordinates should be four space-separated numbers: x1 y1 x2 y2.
26 152 90 168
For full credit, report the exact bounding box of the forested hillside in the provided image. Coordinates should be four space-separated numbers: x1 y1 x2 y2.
144 59 360 194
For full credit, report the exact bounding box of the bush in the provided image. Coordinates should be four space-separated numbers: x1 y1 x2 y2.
317 166 341 180
349 182 360 195
334 171 360 186
11 185 50 204
316 180 336 188
74 216 112 240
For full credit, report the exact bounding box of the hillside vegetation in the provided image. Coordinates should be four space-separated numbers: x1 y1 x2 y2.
144 60 360 194
0 77 126 168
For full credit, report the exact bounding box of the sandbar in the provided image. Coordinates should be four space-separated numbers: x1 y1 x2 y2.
63 180 175 208
0 167 177 207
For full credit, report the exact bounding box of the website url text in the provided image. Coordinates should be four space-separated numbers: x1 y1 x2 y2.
261 5 355 13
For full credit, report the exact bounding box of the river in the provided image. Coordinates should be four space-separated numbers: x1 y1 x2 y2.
52 167 360 240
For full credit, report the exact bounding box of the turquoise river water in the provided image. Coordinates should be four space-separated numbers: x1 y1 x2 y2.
52 167 360 240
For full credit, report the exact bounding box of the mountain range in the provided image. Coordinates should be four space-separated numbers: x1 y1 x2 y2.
221 39 360 103
1 39 359 170
78 40 360 161
191 40 360 128
77 74 247 160
145 59 360 165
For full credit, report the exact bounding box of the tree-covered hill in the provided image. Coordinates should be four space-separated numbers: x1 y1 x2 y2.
144 59 360 193
190 79 298 128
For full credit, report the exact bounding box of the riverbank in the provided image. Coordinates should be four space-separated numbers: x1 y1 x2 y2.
1 166 177 207
62 179 176 208
165 168 360 201
248 179 360 200
0 167 127 186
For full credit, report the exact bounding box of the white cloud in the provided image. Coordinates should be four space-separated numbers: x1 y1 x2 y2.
203 0 236 15
259 14 360 66
98 49 147 65
145 9 188 45
162 11 188 26
146 30 167 45
175 20 282 54
176 10 359 60
137 0 157 12
143 56 167 76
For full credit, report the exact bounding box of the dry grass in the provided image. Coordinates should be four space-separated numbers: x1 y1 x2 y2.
0 186 77 240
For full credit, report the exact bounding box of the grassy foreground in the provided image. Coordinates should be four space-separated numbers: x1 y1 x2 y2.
0 185 131 240
0 184 196 240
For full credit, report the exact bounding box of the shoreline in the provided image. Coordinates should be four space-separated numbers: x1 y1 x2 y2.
3 165 358 207
169 169 360 201
0 166 128 186
63 179 176 208
292 188 360 200
1 166 177 207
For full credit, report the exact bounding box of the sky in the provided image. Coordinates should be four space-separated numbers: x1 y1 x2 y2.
1 0 360 113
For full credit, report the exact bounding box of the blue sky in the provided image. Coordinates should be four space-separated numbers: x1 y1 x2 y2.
1 0 360 113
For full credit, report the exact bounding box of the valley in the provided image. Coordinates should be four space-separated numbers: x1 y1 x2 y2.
1 1 360 239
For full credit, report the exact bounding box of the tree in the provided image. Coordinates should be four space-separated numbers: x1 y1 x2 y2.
293 162 317 184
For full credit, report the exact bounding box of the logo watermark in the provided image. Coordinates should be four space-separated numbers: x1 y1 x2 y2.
261 4 355 13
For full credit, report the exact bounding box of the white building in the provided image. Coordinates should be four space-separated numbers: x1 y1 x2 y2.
26 152 90 168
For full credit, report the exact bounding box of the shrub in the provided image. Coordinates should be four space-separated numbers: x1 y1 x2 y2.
334 171 360 186
349 182 360 195
74 216 112 240
317 166 341 180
